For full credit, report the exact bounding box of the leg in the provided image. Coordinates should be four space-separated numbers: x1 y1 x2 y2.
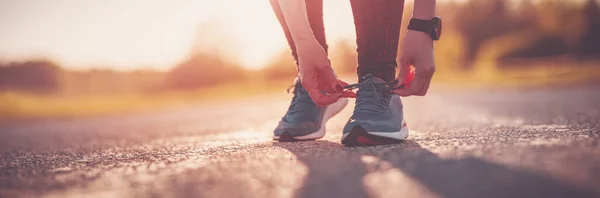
342 0 408 146
350 0 405 82
269 0 328 67
270 0 348 142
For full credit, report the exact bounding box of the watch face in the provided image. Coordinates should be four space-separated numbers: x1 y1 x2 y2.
433 16 442 40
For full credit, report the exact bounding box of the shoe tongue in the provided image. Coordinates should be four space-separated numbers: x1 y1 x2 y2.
294 77 302 86
293 78 307 92
361 75 386 85
371 76 386 83
358 77 388 96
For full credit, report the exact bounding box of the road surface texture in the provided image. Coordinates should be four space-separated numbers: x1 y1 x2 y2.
1 86 599 198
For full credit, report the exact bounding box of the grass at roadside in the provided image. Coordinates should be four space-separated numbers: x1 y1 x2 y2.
1 63 599 123
0 79 292 123
434 62 600 88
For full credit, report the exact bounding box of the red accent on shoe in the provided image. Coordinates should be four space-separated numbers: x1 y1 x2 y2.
343 126 404 146
356 136 380 145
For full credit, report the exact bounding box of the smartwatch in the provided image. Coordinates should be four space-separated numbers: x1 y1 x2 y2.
407 16 442 40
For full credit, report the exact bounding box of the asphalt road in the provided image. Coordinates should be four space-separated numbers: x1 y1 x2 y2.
1 86 599 198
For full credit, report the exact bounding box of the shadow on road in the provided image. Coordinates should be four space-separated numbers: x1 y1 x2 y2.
273 140 599 198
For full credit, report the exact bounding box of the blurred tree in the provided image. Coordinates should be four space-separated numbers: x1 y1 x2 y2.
330 40 357 75
535 0 584 51
57 68 165 95
261 49 298 81
0 60 63 93
453 0 595 69
165 53 246 90
503 35 568 58
580 0 600 57
455 0 527 67
165 24 247 90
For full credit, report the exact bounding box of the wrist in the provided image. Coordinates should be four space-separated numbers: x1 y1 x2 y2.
407 30 433 42
412 13 434 20
296 38 321 51
412 0 435 20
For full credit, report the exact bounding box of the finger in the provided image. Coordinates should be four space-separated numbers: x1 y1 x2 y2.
393 56 412 88
392 75 426 97
410 76 427 96
392 68 415 90
306 88 342 106
392 86 415 97
315 93 343 106
300 74 319 89
418 78 431 96
305 87 323 103
342 90 356 98
335 79 354 97
416 64 436 79
413 63 435 96
394 57 435 96
319 69 342 94
338 79 351 93
338 80 350 87
315 63 340 94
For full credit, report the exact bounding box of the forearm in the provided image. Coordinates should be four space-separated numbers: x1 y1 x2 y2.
412 0 436 20
276 0 318 47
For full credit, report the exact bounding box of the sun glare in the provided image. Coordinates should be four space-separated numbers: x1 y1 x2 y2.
0 0 355 70
215 0 356 70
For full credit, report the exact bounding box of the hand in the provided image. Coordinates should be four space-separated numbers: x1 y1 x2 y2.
297 41 354 105
392 30 436 96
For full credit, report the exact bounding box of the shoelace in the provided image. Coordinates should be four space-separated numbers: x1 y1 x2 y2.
351 74 393 112
343 79 401 91
285 72 409 100
341 75 400 100
345 68 415 93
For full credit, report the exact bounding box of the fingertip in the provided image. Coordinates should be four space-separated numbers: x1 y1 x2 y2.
323 81 341 94
316 93 342 106
305 88 323 102
391 88 410 97
391 80 403 89
338 80 350 87
342 91 356 98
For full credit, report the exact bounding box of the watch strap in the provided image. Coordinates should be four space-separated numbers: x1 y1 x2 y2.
408 18 440 40
408 18 433 33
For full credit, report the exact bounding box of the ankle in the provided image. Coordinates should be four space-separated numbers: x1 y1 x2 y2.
357 64 396 82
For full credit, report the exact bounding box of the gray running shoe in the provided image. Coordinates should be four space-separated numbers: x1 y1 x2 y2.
341 75 409 146
274 78 348 142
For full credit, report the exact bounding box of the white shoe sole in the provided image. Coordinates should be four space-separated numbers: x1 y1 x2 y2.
340 120 409 142
273 98 348 141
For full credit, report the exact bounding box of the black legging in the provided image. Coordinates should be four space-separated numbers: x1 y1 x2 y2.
270 0 406 82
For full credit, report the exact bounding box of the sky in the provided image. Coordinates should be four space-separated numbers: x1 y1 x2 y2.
0 0 358 70
1 0 582 70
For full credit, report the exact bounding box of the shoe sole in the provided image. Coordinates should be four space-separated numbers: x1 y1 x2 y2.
340 120 409 146
273 98 349 142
